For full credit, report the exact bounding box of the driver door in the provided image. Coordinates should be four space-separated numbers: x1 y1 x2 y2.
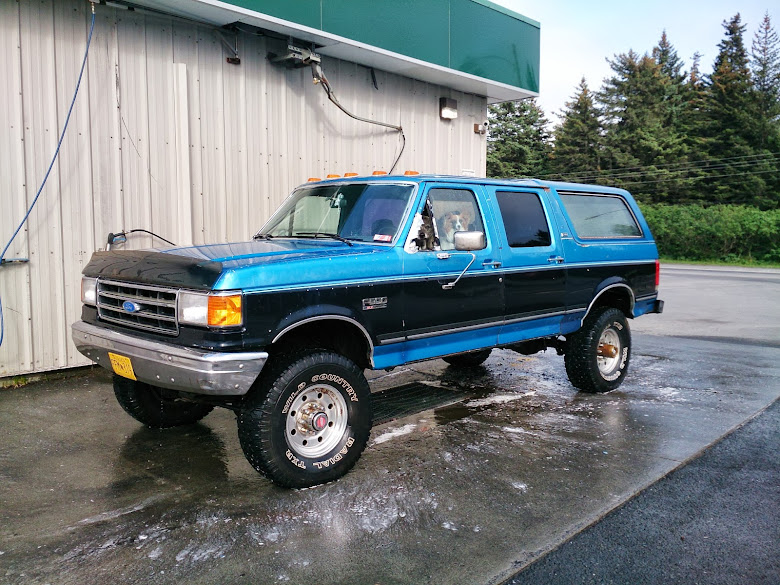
401 183 504 362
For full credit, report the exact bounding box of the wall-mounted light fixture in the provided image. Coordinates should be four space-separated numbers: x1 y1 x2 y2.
439 97 458 120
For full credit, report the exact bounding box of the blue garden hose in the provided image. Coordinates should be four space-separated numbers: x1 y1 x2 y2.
0 6 96 350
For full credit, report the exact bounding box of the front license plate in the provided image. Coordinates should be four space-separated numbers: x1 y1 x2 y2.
108 352 137 381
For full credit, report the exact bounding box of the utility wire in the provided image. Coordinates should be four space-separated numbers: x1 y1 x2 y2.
0 6 96 349
551 154 780 184
310 62 406 173
542 151 780 179
619 167 780 186
540 151 780 183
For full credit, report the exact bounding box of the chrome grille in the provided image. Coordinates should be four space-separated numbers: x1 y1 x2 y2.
97 279 178 336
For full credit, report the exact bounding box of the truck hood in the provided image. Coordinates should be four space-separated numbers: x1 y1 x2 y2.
159 239 382 266
82 240 396 291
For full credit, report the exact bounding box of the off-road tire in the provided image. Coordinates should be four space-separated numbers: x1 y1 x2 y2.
443 349 492 367
113 376 214 428
237 350 372 488
564 307 631 393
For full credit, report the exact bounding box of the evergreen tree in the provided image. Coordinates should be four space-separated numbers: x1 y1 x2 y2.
486 100 552 178
653 30 686 84
689 51 704 87
485 16 777 209
751 12 780 149
679 51 710 196
652 31 688 129
704 13 775 207
550 78 603 181
598 48 688 203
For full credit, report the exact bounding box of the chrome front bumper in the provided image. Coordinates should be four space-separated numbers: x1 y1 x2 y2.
71 320 267 396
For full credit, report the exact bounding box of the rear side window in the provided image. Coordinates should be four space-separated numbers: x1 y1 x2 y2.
559 193 642 238
495 191 552 248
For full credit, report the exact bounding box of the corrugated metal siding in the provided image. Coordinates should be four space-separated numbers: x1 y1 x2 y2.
0 0 487 378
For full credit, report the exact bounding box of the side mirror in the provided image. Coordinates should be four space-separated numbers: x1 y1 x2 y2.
454 231 486 251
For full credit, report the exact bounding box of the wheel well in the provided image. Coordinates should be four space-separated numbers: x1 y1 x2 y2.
587 285 634 319
270 319 372 369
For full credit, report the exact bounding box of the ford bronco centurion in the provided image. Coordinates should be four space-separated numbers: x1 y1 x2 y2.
72 175 663 487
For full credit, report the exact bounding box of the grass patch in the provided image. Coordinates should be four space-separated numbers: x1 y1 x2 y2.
660 257 780 269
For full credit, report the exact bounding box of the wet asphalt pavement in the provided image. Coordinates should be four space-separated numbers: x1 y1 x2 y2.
1 265 779 585
507 399 780 585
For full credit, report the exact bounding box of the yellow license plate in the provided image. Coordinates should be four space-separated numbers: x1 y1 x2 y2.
108 352 137 381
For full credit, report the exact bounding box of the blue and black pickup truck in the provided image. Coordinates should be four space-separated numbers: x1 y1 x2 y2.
73 175 663 487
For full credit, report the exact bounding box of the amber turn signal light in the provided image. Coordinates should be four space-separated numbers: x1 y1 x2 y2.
208 294 242 326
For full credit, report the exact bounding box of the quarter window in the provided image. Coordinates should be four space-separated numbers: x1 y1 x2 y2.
559 193 642 238
495 191 552 248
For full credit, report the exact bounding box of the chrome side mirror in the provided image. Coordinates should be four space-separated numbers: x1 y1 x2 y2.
454 231 486 251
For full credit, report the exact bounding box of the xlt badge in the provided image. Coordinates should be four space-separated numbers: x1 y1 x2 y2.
362 297 388 311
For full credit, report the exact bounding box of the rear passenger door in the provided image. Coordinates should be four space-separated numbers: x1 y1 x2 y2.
485 187 567 344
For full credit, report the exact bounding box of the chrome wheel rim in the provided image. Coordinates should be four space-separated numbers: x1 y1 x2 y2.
597 327 621 376
285 384 348 459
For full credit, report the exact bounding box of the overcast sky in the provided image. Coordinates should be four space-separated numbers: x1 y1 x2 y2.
494 1 774 122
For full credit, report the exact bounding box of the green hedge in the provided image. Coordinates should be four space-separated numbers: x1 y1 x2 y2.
639 204 780 263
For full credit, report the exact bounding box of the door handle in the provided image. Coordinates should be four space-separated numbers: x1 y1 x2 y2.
482 259 502 268
547 256 564 264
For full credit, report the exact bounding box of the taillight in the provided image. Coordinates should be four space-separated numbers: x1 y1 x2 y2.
655 259 660 290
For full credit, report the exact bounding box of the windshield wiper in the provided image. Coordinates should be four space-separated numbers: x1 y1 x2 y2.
294 232 354 246
252 233 275 240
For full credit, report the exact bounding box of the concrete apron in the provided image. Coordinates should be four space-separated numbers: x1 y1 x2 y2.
1 335 778 585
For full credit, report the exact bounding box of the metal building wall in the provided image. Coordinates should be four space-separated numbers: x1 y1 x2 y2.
0 0 488 378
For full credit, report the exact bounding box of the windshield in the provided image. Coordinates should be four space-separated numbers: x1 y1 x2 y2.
259 183 415 244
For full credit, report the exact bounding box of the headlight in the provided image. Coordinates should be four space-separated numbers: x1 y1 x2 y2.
81 277 97 305
178 291 243 327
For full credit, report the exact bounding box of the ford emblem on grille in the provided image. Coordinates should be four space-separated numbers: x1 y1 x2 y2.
122 300 142 313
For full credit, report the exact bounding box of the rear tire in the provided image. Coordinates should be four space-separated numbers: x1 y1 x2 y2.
237 350 372 488
564 307 631 393
113 376 214 428
443 349 492 367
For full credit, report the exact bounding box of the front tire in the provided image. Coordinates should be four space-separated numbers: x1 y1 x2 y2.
237 350 372 488
113 376 214 428
564 307 631 393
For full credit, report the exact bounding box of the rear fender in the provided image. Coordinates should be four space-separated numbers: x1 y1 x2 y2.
583 280 635 323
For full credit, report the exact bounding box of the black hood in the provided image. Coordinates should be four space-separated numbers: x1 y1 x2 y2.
82 250 222 290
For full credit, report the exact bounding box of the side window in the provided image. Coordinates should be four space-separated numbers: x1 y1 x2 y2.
428 188 485 250
559 193 642 238
495 191 552 248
